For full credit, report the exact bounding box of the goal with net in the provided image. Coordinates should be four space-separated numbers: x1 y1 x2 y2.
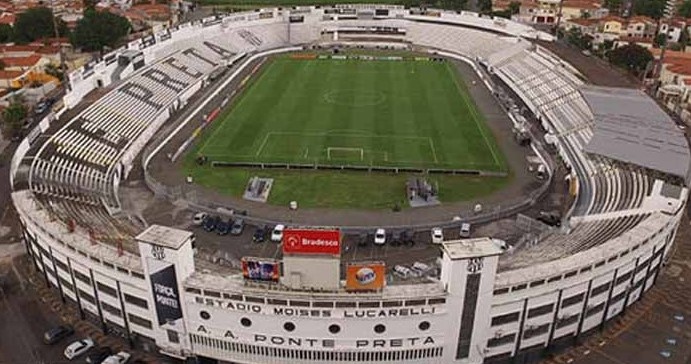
326 147 364 161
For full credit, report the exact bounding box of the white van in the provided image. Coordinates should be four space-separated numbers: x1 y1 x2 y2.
393 265 412 279
460 223 471 238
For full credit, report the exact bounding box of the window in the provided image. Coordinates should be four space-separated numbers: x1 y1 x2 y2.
59 277 74 292
101 301 122 317
284 322 295 332
406 299 426 306
586 302 605 317
185 287 202 294
240 318 252 327
512 284 527 291
54 259 68 272
290 300 309 307
200 311 211 320
78 289 95 305
73 270 90 285
128 314 152 329
96 282 117 297
493 288 509 295
527 303 554 318
487 333 516 348
167 330 180 343
374 324 386 334
428 298 446 305
328 324 341 334
590 282 610 297
419 321 431 331
491 312 520 326
335 301 356 308
124 293 148 309
523 323 550 339
359 301 380 308
556 314 579 328
205 290 221 298
616 271 632 286
561 293 585 309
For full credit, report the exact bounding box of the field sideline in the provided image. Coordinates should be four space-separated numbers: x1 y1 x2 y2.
191 56 506 172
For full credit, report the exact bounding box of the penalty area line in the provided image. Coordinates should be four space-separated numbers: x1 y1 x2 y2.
255 132 271 157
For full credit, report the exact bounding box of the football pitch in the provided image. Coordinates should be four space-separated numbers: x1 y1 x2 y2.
194 56 506 172
184 55 510 209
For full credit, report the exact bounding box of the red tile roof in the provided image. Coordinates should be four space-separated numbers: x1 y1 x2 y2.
1 54 42 67
0 70 23 79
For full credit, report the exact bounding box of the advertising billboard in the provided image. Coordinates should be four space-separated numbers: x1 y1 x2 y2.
282 229 341 255
346 262 386 291
242 258 280 282
150 264 183 326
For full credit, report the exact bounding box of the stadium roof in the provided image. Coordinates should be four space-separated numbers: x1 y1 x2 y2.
581 85 691 180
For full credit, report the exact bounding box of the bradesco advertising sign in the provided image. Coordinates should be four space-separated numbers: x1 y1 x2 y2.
242 257 279 283
150 264 183 326
346 262 386 291
282 229 340 255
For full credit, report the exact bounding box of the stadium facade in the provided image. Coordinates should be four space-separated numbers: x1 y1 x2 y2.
10 5 690 364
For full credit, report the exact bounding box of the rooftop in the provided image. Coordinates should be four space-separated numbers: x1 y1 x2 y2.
441 238 505 260
136 225 193 250
581 85 691 180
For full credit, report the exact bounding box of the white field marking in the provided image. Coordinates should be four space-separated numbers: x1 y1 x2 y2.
303 147 309 159
255 133 271 157
445 63 502 170
428 137 439 164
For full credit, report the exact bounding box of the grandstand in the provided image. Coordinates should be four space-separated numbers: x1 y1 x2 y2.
9 5 689 364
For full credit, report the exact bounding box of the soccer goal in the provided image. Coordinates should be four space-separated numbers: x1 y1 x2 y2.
327 147 364 161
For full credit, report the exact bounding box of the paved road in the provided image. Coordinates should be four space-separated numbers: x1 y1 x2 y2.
0 263 71 364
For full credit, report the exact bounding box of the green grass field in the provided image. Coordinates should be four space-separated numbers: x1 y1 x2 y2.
194 57 505 171
184 55 510 209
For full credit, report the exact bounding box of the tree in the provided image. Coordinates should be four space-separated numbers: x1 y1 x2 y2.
0 24 13 43
2 100 27 138
508 1 521 15
71 9 131 52
680 0 691 17
478 0 493 13
654 32 668 48
565 27 593 50
608 43 653 76
603 0 623 13
13 7 68 44
632 0 666 19
44 63 63 80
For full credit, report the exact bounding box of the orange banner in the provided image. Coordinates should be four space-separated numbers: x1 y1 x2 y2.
346 262 385 291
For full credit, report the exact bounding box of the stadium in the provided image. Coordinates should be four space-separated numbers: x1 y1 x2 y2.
9 4 690 364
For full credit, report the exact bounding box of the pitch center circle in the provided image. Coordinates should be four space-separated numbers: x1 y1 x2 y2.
323 89 386 107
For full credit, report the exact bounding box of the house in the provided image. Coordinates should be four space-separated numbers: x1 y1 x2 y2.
564 17 599 35
659 18 689 43
653 51 691 122
624 16 656 39
599 15 626 34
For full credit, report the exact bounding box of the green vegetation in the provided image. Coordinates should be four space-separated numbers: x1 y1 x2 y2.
13 7 68 44
71 8 131 52
2 99 27 138
184 55 509 209
608 44 653 77
185 167 510 209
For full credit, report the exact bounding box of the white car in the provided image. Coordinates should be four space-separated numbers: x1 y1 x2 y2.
374 228 386 245
192 212 208 226
431 228 443 244
460 223 471 238
271 224 285 242
64 338 94 360
103 351 131 364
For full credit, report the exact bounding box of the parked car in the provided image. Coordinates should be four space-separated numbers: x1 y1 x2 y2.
252 226 267 242
460 223 471 238
43 325 74 345
102 351 131 364
85 346 113 364
271 224 285 242
537 211 561 227
230 218 245 235
431 227 444 244
203 215 220 232
402 229 415 246
357 232 368 247
34 98 54 115
63 338 94 360
390 231 402 247
215 219 231 235
374 228 386 245
192 212 208 226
